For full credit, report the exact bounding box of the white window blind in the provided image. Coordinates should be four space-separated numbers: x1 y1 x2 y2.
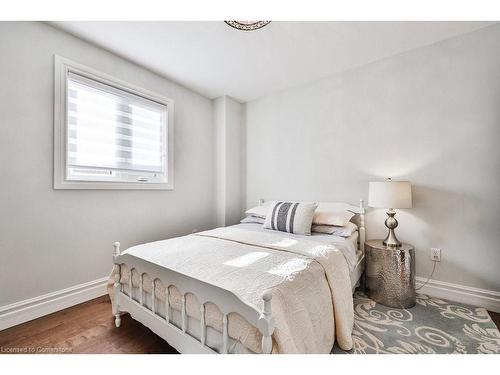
65 72 168 184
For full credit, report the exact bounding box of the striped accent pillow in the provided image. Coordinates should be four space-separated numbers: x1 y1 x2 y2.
263 201 318 235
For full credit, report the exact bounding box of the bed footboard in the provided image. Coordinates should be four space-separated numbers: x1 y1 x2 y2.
112 242 275 354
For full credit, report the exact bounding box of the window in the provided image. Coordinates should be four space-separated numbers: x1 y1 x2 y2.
54 56 174 189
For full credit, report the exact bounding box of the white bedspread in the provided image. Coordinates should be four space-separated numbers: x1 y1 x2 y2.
232 223 359 272
110 226 354 353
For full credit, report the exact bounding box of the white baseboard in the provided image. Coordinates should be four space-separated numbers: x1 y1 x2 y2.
1 275 498 332
416 277 500 313
0 277 108 331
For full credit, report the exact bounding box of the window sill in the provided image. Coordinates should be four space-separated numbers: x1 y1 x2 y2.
53 180 174 190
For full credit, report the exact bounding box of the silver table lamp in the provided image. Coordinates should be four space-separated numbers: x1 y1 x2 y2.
368 178 412 247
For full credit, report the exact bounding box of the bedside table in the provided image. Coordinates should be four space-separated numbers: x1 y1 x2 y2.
364 240 416 308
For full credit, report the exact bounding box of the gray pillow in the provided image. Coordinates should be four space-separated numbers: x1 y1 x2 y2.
263 201 318 235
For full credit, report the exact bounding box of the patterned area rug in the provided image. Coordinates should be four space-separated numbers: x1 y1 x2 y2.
333 292 500 354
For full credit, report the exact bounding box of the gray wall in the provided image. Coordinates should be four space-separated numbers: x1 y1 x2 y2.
213 97 226 226
224 97 243 226
0 22 216 305
244 25 500 291
213 96 242 227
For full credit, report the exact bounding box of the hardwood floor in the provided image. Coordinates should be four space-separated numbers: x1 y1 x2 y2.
490 311 500 328
1 296 499 354
0 296 178 354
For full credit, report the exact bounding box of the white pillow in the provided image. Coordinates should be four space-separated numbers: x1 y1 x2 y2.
313 206 355 227
311 222 358 237
263 201 318 235
240 215 266 224
247 201 355 227
245 201 274 219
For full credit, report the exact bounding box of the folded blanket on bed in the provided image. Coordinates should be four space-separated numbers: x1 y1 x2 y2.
109 226 354 353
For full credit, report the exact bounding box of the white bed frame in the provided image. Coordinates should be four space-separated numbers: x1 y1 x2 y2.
112 200 366 354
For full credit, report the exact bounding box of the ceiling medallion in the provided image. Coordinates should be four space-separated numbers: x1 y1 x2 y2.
224 21 271 31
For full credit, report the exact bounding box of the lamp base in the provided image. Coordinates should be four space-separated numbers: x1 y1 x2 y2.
383 209 402 248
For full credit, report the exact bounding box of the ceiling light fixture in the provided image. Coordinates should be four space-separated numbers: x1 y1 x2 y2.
224 21 271 31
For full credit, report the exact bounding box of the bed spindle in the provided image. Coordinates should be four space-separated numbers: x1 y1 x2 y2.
181 294 187 333
128 269 133 301
165 287 170 323
200 304 206 347
222 314 228 354
359 199 366 252
139 274 144 305
259 292 275 354
151 279 156 313
112 242 121 328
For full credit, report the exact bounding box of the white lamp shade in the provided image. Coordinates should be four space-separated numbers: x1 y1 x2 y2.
368 181 412 209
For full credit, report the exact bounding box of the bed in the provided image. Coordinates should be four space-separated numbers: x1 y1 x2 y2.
109 200 366 354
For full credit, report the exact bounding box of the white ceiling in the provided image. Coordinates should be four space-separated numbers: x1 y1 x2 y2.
52 21 495 102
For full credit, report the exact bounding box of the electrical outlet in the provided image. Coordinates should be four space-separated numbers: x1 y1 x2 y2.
430 248 441 262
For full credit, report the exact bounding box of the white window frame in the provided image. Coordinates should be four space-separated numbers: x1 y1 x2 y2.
54 55 174 190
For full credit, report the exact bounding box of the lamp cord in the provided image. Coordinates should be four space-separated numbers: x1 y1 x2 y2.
415 260 437 291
